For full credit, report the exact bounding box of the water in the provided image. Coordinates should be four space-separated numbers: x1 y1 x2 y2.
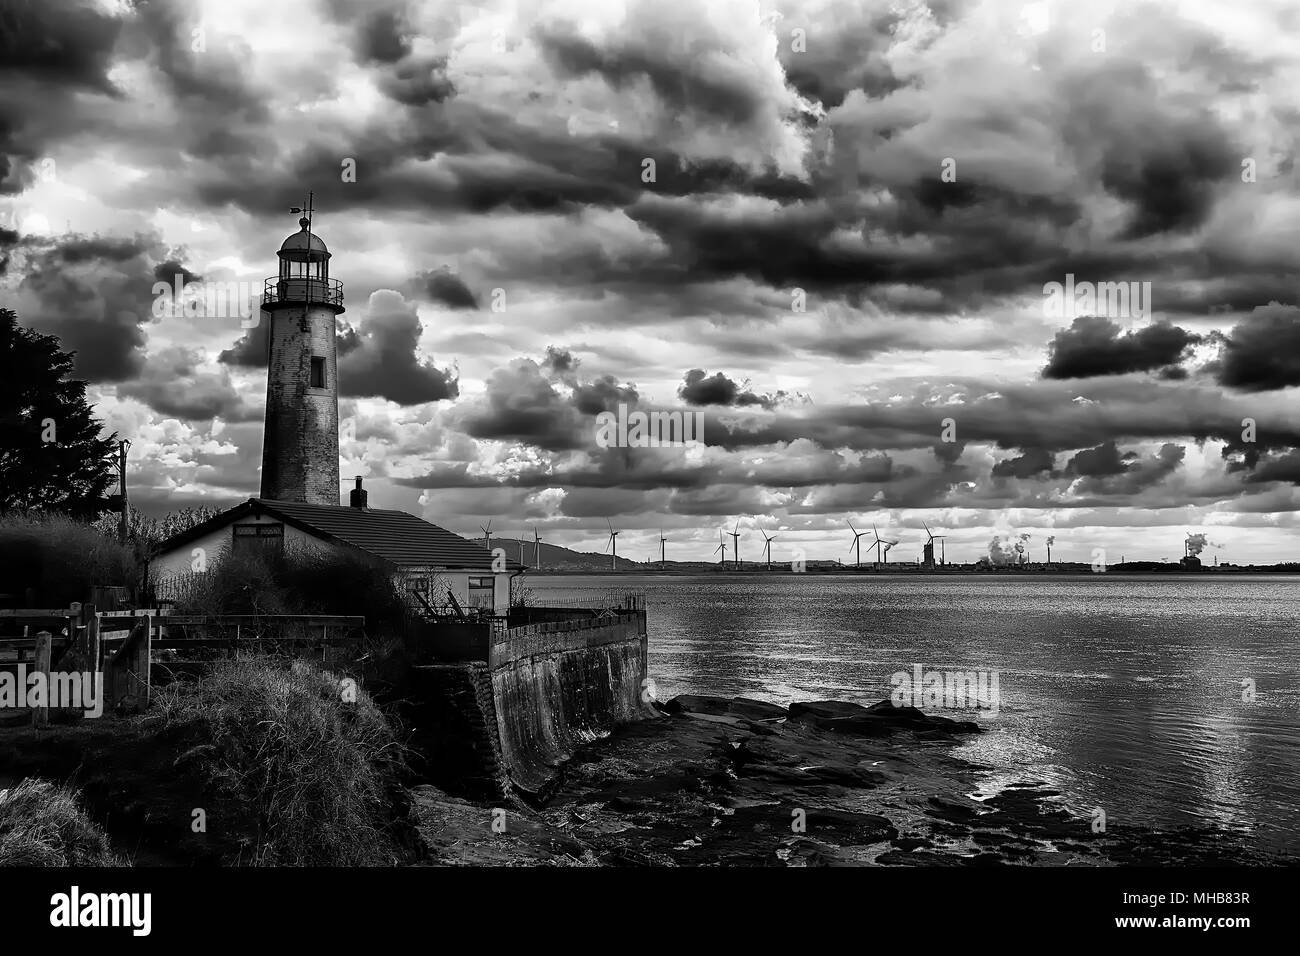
527 573 1300 856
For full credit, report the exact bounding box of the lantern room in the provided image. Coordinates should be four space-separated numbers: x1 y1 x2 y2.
262 216 345 313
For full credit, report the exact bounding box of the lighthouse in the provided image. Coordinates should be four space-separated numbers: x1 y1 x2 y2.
259 197 345 504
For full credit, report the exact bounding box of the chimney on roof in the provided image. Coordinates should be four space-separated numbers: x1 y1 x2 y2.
350 476 368 509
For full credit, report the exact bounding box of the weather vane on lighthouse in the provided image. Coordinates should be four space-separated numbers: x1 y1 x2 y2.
289 192 315 233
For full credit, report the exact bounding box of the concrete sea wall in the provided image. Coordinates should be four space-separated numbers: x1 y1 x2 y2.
410 610 653 802
489 613 651 800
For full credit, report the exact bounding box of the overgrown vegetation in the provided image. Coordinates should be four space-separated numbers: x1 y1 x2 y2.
151 657 412 866
162 544 412 632
0 778 124 866
0 510 137 606
93 504 223 554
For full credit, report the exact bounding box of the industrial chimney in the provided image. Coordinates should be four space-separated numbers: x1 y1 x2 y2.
350 477 368 509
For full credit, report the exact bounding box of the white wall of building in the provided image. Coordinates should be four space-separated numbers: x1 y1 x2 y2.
153 512 510 613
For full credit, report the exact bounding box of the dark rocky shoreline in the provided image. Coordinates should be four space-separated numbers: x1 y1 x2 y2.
412 694 1285 867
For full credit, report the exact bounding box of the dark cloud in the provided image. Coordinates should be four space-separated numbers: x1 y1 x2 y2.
378 54 455 106
338 290 458 405
933 439 966 467
1215 303 1300 392
218 319 269 368
419 268 478 309
572 375 639 416
1043 317 1202 379
0 0 124 194
1065 440 1130 477
220 316 359 369
354 7 412 64
992 447 1056 479
459 359 587 452
543 346 576 377
118 347 256 423
0 0 123 89
534 22 769 126
457 354 641 452
1248 450 1300 485
1070 443 1186 497
153 258 202 286
678 368 777 409
15 234 161 381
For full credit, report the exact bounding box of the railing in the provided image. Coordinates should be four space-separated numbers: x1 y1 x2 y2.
262 275 344 308
513 591 646 612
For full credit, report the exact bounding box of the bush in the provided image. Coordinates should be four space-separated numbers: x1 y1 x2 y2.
0 778 124 866
0 511 138 607
163 544 412 635
151 657 410 866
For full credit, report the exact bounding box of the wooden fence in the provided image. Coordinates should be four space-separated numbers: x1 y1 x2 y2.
0 605 365 724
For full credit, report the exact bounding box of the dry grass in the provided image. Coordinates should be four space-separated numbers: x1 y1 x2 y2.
0 778 125 866
151 656 410 866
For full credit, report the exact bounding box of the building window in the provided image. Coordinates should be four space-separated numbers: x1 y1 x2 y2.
468 576 494 609
233 523 284 557
310 356 326 388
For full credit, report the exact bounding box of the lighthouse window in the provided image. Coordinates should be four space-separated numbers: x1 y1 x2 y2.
310 356 325 388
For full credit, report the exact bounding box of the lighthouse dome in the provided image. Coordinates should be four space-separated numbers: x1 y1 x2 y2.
279 217 330 259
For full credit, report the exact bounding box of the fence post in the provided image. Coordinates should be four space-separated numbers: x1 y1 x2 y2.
32 632 51 728
84 604 100 673
134 612 153 708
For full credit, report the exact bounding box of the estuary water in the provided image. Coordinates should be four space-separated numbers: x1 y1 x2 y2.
527 573 1300 857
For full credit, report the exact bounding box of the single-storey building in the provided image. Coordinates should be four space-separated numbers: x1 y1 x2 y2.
151 481 522 614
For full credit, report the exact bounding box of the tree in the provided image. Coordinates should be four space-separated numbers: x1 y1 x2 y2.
0 308 117 518
95 504 224 553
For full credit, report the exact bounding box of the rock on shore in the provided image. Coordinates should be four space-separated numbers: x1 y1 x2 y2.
409 694 1283 867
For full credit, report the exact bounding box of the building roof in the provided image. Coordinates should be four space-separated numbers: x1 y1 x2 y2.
155 498 523 572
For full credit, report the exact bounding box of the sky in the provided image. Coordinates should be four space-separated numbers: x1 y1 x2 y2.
3 0 1300 565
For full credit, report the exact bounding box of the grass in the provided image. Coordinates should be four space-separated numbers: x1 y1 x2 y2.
0 778 125 866
150 656 412 866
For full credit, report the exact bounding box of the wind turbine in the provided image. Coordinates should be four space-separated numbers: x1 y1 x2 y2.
604 519 620 571
847 520 869 567
658 529 667 569
714 531 727 566
761 530 776 570
868 524 885 566
480 519 493 553
533 526 542 569
729 519 742 570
